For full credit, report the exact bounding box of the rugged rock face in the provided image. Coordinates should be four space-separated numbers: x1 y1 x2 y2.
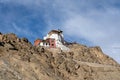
0 33 120 80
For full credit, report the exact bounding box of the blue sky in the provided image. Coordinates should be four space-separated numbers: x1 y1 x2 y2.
0 0 120 63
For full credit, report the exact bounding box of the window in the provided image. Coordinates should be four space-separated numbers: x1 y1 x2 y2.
52 44 54 46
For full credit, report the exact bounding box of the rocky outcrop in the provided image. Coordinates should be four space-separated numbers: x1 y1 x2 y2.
0 33 120 80
69 44 118 66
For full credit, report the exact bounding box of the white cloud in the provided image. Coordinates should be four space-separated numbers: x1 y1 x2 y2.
0 0 51 9
12 23 38 38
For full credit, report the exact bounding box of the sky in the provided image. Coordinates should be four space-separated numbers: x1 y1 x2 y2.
0 0 120 63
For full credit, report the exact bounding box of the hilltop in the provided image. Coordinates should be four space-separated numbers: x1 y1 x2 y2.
0 33 120 80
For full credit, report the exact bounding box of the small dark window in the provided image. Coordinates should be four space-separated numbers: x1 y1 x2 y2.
52 44 54 46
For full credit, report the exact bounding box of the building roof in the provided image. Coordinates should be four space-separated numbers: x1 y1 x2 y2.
34 39 42 46
48 30 63 35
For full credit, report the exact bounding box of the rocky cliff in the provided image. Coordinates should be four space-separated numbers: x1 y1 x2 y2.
0 33 120 80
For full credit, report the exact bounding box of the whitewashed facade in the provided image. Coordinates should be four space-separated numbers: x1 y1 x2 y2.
44 34 63 47
44 30 69 51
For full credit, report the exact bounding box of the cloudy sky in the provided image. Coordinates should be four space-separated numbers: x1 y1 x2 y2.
0 0 120 63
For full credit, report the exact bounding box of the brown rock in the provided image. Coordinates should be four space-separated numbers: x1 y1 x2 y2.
0 33 120 80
